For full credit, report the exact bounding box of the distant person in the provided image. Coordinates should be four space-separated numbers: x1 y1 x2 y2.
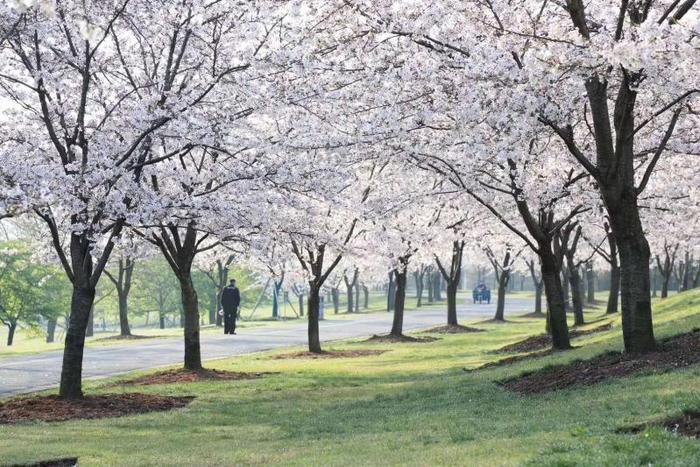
221 279 241 335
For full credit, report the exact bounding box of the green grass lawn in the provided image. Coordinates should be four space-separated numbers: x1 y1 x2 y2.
1 291 699 466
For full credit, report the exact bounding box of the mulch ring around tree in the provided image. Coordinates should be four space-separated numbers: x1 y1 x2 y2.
4 457 79 467
3 458 79 467
465 349 556 372
270 349 388 360
0 393 194 424
499 328 700 395
95 334 162 342
494 322 613 354
617 410 700 439
112 368 273 386
363 334 439 343
420 324 485 334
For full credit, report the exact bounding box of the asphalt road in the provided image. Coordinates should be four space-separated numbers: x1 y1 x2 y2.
0 297 533 396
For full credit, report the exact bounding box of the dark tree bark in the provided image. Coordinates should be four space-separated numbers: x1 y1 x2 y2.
435 241 465 326
307 282 322 353
585 261 595 304
6 322 16 346
355 276 360 312
105 257 135 337
656 241 678 299
86 306 94 338
60 281 97 399
343 268 358 313
485 247 516 322
272 275 284 318
569 266 585 326
527 259 545 316
414 266 426 307
150 222 204 371
331 287 340 314
386 272 396 312
558 223 585 326
362 284 369 308
390 257 410 336
433 271 443 301
539 240 571 349
674 251 692 292
46 319 57 343
291 222 355 353
426 269 434 303
292 284 305 317
541 0 691 353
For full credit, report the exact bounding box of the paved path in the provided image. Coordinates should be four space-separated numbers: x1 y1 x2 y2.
0 297 533 396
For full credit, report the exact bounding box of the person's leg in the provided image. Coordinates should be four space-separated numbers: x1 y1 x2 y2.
231 311 237 334
224 313 231 334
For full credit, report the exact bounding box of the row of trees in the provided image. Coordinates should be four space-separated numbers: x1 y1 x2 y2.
0 0 697 399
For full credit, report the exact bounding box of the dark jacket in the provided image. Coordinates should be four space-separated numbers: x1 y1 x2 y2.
221 285 240 309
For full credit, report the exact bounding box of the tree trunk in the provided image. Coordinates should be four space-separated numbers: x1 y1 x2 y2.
159 311 165 329
539 244 570 350
569 266 585 326
534 281 544 315
46 319 57 343
390 269 407 336
561 268 570 312
346 282 354 313
661 273 670 298
426 272 434 303
586 262 595 304
118 291 131 337
355 281 360 312
59 284 96 399
433 272 442 301
298 293 304 317
307 282 322 353
446 281 458 326
387 274 395 312
362 285 369 308
414 271 424 307
179 274 202 370
493 275 508 321
6 323 16 346
331 287 339 314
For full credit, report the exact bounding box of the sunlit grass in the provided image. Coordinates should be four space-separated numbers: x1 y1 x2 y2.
1 289 699 466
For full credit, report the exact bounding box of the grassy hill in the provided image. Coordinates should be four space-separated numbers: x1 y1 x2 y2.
1 290 699 466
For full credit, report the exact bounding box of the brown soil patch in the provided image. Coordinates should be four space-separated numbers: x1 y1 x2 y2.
95 334 160 342
5 458 79 467
271 349 387 360
518 312 546 319
0 393 193 424
618 410 700 439
477 319 512 324
113 368 271 386
466 349 555 372
495 323 613 354
421 324 485 334
499 329 700 395
364 334 439 343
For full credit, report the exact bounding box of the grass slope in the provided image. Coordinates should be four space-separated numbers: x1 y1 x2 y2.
1 291 699 466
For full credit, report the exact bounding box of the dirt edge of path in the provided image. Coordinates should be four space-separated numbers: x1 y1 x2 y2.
420 324 485 334
112 368 273 386
270 349 387 360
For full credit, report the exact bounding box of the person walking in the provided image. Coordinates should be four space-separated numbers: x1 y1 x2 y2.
221 279 241 335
